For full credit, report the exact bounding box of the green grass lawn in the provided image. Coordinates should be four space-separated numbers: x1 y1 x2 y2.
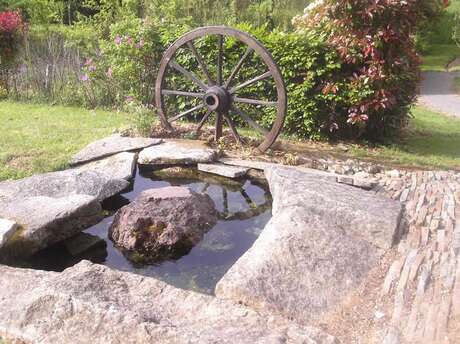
0 101 129 181
1 102 459 182
420 0 460 72
455 76 460 94
421 44 460 72
349 106 460 170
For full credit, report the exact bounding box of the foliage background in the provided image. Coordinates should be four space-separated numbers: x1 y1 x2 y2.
0 0 457 142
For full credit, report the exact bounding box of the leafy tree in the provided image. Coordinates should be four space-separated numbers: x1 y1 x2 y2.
0 0 63 24
293 0 447 139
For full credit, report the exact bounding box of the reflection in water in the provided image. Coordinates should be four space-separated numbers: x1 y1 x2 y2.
27 167 272 295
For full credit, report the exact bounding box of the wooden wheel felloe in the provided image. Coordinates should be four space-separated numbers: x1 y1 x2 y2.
155 26 287 153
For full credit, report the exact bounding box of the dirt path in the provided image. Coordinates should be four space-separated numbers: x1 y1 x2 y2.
419 71 460 118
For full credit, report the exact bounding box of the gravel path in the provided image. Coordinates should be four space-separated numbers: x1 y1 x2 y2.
419 71 460 118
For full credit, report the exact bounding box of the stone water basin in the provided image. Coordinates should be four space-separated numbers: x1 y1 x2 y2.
22 166 272 295
0 138 406 343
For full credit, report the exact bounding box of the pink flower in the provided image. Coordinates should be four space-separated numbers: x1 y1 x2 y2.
106 67 113 78
88 64 96 72
79 74 89 82
114 35 122 45
135 39 145 49
84 58 93 66
0 10 23 34
127 36 133 45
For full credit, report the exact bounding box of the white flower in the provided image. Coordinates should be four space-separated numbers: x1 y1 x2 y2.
304 0 325 14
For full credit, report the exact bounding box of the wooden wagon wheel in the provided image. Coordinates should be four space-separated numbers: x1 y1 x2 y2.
155 26 287 153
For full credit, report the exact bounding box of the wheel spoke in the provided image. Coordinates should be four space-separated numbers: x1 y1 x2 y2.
229 71 272 94
162 89 205 98
169 104 205 123
224 114 244 145
170 60 207 91
187 40 214 85
217 35 223 85
232 105 269 135
224 47 253 89
196 108 213 133
233 96 277 107
215 111 223 141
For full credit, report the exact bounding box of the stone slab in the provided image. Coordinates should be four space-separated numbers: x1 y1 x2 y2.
0 169 129 203
215 166 403 324
75 152 137 181
62 232 106 257
353 177 378 190
197 163 249 178
221 158 381 188
219 157 276 171
220 158 339 182
0 261 337 344
216 208 382 325
70 135 162 166
0 195 102 259
0 168 128 259
139 140 218 166
266 166 403 249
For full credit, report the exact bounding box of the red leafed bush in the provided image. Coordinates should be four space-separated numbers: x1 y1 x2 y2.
0 10 25 65
293 0 447 140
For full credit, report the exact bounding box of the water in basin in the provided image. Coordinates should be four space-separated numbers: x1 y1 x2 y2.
24 167 272 295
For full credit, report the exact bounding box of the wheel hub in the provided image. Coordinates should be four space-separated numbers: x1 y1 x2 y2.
204 86 231 113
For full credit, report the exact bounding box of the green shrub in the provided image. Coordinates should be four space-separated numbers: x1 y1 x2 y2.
83 21 386 140
258 28 345 139
124 99 156 136
30 24 99 55
82 16 163 107
292 0 446 140
4 6 435 141
164 24 359 139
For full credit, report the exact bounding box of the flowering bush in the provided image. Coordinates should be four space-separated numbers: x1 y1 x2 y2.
0 10 25 66
293 0 447 140
79 16 163 108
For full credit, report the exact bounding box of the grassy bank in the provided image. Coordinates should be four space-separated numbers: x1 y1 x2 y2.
1 102 459 182
421 44 460 72
349 106 460 170
420 0 460 71
0 101 129 181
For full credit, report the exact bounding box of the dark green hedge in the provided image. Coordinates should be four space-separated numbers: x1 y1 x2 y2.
12 19 415 141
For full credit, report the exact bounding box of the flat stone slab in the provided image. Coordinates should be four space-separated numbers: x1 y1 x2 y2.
0 169 129 203
219 157 276 171
198 163 249 178
0 218 19 249
70 135 162 166
139 140 218 166
0 195 102 260
266 167 403 249
62 232 106 257
215 166 403 324
220 158 379 189
0 169 129 259
74 152 137 181
0 261 337 344
219 157 339 182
